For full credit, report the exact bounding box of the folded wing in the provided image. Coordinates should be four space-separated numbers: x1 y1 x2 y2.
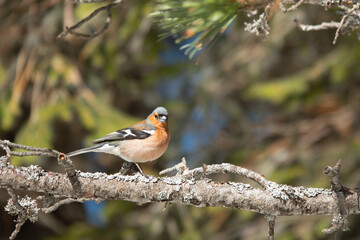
91 124 156 144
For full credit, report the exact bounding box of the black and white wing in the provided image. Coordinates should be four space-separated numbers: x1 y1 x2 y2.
91 124 156 144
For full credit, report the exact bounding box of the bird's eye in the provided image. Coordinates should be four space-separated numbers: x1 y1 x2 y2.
155 114 159 118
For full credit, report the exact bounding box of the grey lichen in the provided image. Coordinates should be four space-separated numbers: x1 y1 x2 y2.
161 177 184 185
244 12 270 38
5 196 39 222
25 165 43 182
183 193 193 204
157 191 170 201
267 184 332 202
78 172 158 183
267 182 290 201
228 182 252 192
187 178 196 185
301 187 331 197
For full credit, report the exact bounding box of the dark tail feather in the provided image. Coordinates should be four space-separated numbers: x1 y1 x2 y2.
67 144 103 157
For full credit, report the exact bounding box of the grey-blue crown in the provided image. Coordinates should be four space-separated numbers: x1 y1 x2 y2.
152 106 168 116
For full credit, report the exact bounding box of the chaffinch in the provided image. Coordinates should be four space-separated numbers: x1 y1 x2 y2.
67 107 170 175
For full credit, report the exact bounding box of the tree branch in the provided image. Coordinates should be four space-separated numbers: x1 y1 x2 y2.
280 0 305 13
57 0 123 39
1 140 360 239
322 159 350 234
2 162 360 215
265 215 276 240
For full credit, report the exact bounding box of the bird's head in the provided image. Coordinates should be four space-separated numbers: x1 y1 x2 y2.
146 106 169 127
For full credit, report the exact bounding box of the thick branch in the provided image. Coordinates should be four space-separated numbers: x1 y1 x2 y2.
1 163 360 216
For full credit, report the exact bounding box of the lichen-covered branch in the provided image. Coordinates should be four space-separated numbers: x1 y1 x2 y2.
244 1 360 43
1 162 360 216
1 140 360 239
322 159 350 234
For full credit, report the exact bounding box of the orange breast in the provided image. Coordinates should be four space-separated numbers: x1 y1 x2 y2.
118 127 170 163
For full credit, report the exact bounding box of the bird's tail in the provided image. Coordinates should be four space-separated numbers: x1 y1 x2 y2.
67 144 104 157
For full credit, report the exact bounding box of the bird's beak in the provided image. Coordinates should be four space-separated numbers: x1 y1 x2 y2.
160 115 168 122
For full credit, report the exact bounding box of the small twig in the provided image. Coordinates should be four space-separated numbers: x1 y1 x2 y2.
0 140 58 154
9 218 26 240
0 139 60 159
7 151 59 158
322 214 349 234
294 18 341 31
0 143 11 164
333 3 360 44
280 0 305 13
1 139 82 195
324 159 346 193
265 215 276 240
294 3 360 44
6 188 27 240
180 163 269 188
58 154 82 195
159 157 188 176
57 1 122 39
41 197 102 213
322 159 350 234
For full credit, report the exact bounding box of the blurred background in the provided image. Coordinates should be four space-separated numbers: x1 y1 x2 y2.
1 0 360 239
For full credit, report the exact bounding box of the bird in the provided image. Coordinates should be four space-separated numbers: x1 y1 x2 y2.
67 107 170 175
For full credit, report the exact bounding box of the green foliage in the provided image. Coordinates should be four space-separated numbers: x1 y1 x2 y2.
0 61 5 86
151 0 239 59
269 164 306 185
47 222 109 240
245 46 360 107
246 74 308 104
0 96 14 131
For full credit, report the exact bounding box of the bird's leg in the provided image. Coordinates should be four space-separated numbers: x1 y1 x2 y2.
133 162 147 177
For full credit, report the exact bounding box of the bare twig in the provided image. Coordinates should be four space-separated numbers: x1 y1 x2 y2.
41 197 102 213
57 1 123 39
322 159 350 234
9 218 26 240
333 3 360 44
0 143 11 164
294 18 341 31
0 140 82 196
293 3 360 44
265 215 276 240
0 139 60 159
0 140 58 157
180 163 269 188
159 157 189 176
280 0 305 13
